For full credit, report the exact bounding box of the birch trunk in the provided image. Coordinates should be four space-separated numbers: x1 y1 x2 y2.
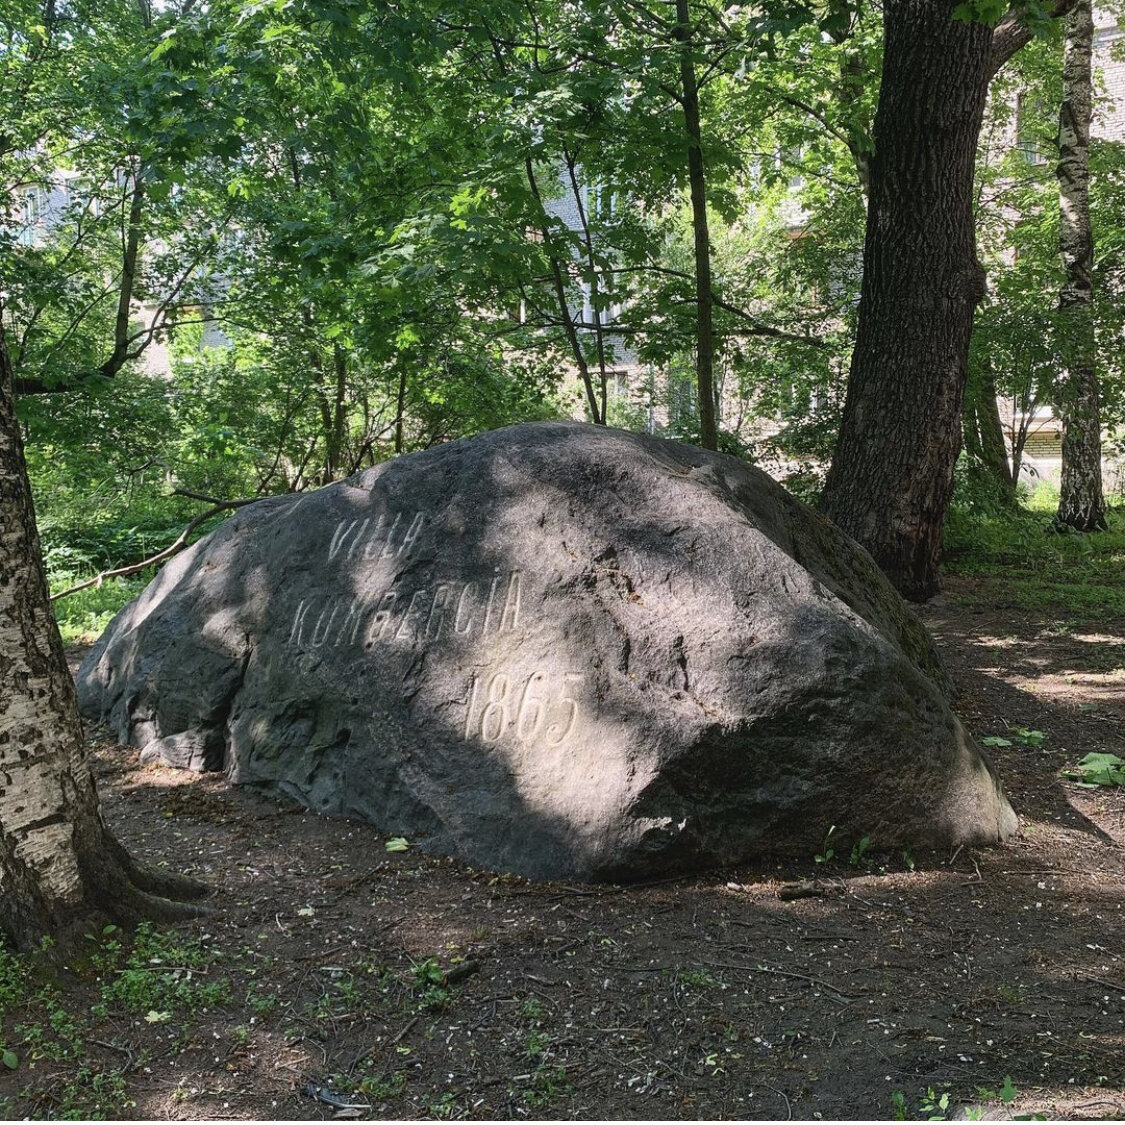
0 315 208 950
1055 0 1106 532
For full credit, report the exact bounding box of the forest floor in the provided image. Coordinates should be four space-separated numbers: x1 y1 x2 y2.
3 575 1125 1121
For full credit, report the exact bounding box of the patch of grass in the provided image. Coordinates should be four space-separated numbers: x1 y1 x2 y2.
523 1064 571 1109
943 504 1125 618
675 967 717 989
94 922 230 1017
51 1065 133 1120
409 957 454 1010
357 1070 407 1100
50 574 148 644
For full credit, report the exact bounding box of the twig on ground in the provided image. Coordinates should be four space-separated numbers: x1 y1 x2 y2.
391 1015 419 1045
1078 973 1125 993
700 958 858 1000
761 1082 792 1120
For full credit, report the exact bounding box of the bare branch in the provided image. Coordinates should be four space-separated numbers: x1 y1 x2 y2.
50 495 260 602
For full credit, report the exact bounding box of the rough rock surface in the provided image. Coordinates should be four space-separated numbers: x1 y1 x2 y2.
78 422 1017 879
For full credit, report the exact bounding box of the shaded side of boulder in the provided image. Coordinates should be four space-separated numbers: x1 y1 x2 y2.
78 422 1015 879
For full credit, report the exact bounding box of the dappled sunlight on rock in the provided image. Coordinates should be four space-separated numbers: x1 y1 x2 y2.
77 423 1015 881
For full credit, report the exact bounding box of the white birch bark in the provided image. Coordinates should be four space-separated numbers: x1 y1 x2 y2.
1055 0 1107 531
0 314 95 929
1 309 209 949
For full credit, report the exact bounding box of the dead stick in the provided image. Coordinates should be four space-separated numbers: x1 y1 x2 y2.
391 1016 419 1045
1079 973 1125 993
700 959 857 998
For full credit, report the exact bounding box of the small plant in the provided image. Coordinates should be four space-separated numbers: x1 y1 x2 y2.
524 1064 571 1109
677 967 716 989
524 1029 550 1061
919 1085 951 1120
1063 752 1125 787
518 997 544 1021
1012 728 1046 747
100 923 230 1015
849 835 871 867
978 1075 1018 1105
246 984 278 1014
891 1089 908 1120
0 939 31 1017
410 957 445 988
53 1065 133 1120
409 957 452 1009
428 1091 460 1119
815 824 836 864
357 1071 406 1100
902 845 916 872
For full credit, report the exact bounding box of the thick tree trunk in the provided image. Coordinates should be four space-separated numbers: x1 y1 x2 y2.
1054 0 1106 532
675 0 718 452
0 315 208 951
820 0 994 601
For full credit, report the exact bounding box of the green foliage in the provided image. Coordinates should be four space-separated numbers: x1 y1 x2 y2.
1063 752 1125 787
523 1064 571 1109
410 957 453 1009
814 824 836 864
919 1087 951 1120
357 1071 407 1100
49 578 147 645
0 940 31 1019
95 923 230 1016
944 503 1125 617
848 835 871 867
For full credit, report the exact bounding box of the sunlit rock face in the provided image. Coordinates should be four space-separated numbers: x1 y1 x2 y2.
78 422 1016 879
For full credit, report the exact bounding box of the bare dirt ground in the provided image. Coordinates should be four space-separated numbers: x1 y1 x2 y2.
4 587 1125 1121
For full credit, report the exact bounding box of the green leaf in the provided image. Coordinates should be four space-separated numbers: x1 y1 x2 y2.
2 1049 18 1070
1062 752 1125 787
385 836 410 852
981 736 1012 747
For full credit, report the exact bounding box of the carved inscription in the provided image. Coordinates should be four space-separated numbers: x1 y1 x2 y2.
327 510 426 562
464 670 585 747
287 570 523 650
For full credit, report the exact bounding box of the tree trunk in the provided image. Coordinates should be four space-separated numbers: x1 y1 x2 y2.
820 0 994 601
964 359 1017 506
0 313 208 951
1054 0 1106 532
524 157 605 425
675 0 718 452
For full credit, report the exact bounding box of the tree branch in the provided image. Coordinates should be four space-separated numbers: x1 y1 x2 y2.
991 0 1078 76
50 494 259 602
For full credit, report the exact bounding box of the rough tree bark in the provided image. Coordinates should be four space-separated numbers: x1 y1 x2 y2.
1054 0 1106 532
0 313 208 951
820 0 1076 600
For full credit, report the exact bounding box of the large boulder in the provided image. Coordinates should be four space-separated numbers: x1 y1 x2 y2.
78 422 1016 879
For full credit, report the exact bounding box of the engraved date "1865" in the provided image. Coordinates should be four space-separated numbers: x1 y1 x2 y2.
463 670 584 747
